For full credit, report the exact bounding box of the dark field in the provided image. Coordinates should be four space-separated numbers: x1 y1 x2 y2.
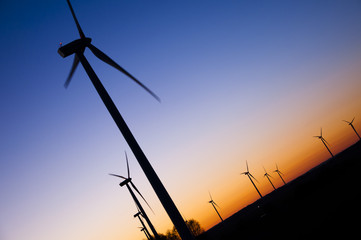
198 141 361 240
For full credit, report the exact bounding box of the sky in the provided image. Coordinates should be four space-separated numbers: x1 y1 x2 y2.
1 0 361 239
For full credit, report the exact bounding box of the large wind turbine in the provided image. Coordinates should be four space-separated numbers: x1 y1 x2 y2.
241 161 262 198
208 192 223 222
110 152 159 240
343 117 361 141
58 1 194 239
273 164 286 185
314 128 334 158
263 166 276 190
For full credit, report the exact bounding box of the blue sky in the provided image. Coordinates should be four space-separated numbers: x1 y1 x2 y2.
1 1 361 240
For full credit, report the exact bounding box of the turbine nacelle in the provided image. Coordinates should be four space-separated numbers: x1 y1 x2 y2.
120 178 132 187
58 38 92 58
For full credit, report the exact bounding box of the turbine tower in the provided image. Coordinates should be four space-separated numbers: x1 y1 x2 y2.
110 152 159 240
314 128 334 158
208 192 223 222
263 166 276 190
273 164 286 185
58 1 194 239
241 161 262 198
343 117 361 141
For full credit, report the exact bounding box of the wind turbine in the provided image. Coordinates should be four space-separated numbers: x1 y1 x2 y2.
58 1 194 239
241 161 262 198
139 227 151 240
273 164 286 185
135 212 152 240
314 128 334 158
343 117 361 141
263 166 276 190
208 192 223 222
110 152 159 240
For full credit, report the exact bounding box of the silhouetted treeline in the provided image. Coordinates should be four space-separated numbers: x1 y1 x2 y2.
157 219 204 240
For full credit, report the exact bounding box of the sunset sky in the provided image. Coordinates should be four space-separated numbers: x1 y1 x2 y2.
1 0 361 240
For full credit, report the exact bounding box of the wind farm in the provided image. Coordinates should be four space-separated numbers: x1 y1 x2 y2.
2 1 361 240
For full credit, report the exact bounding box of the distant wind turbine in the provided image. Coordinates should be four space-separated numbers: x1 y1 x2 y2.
135 212 152 240
314 128 334 158
273 164 286 185
110 152 159 240
263 166 276 190
343 117 361 141
58 1 194 239
241 161 262 198
208 192 223 222
139 227 151 240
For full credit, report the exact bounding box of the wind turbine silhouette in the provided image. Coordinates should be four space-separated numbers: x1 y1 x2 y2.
208 192 223 222
273 164 286 185
241 161 262 198
314 128 334 158
58 1 194 239
343 117 361 141
139 227 151 240
110 152 159 240
263 166 276 190
135 212 152 240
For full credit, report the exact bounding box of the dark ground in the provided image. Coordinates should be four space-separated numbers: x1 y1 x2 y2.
197 141 361 240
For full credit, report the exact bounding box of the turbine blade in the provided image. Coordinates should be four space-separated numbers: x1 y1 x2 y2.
109 173 127 180
130 182 154 214
322 137 330 146
351 117 355 124
88 44 160 102
263 166 267 173
213 201 220 208
64 55 80 88
66 0 85 39
246 160 249 172
208 191 213 201
275 163 279 171
320 128 322 137
125 151 130 178
343 120 350 124
249 173 258 183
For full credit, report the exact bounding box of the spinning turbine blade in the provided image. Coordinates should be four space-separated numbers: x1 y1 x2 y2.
249 173 258 182
213 201 220 208
246 160 249 172
64 55 80 88
322 137 330 146
343 120 351 124
130 182 155 214
351 117 355 124
320 128 322 137
109 173 127 180
125 151 130 178
208 191 213 201
66 0 85 39
87 44 160 102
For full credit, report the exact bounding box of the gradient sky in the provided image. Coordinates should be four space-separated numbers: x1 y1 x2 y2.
1 0 361 240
